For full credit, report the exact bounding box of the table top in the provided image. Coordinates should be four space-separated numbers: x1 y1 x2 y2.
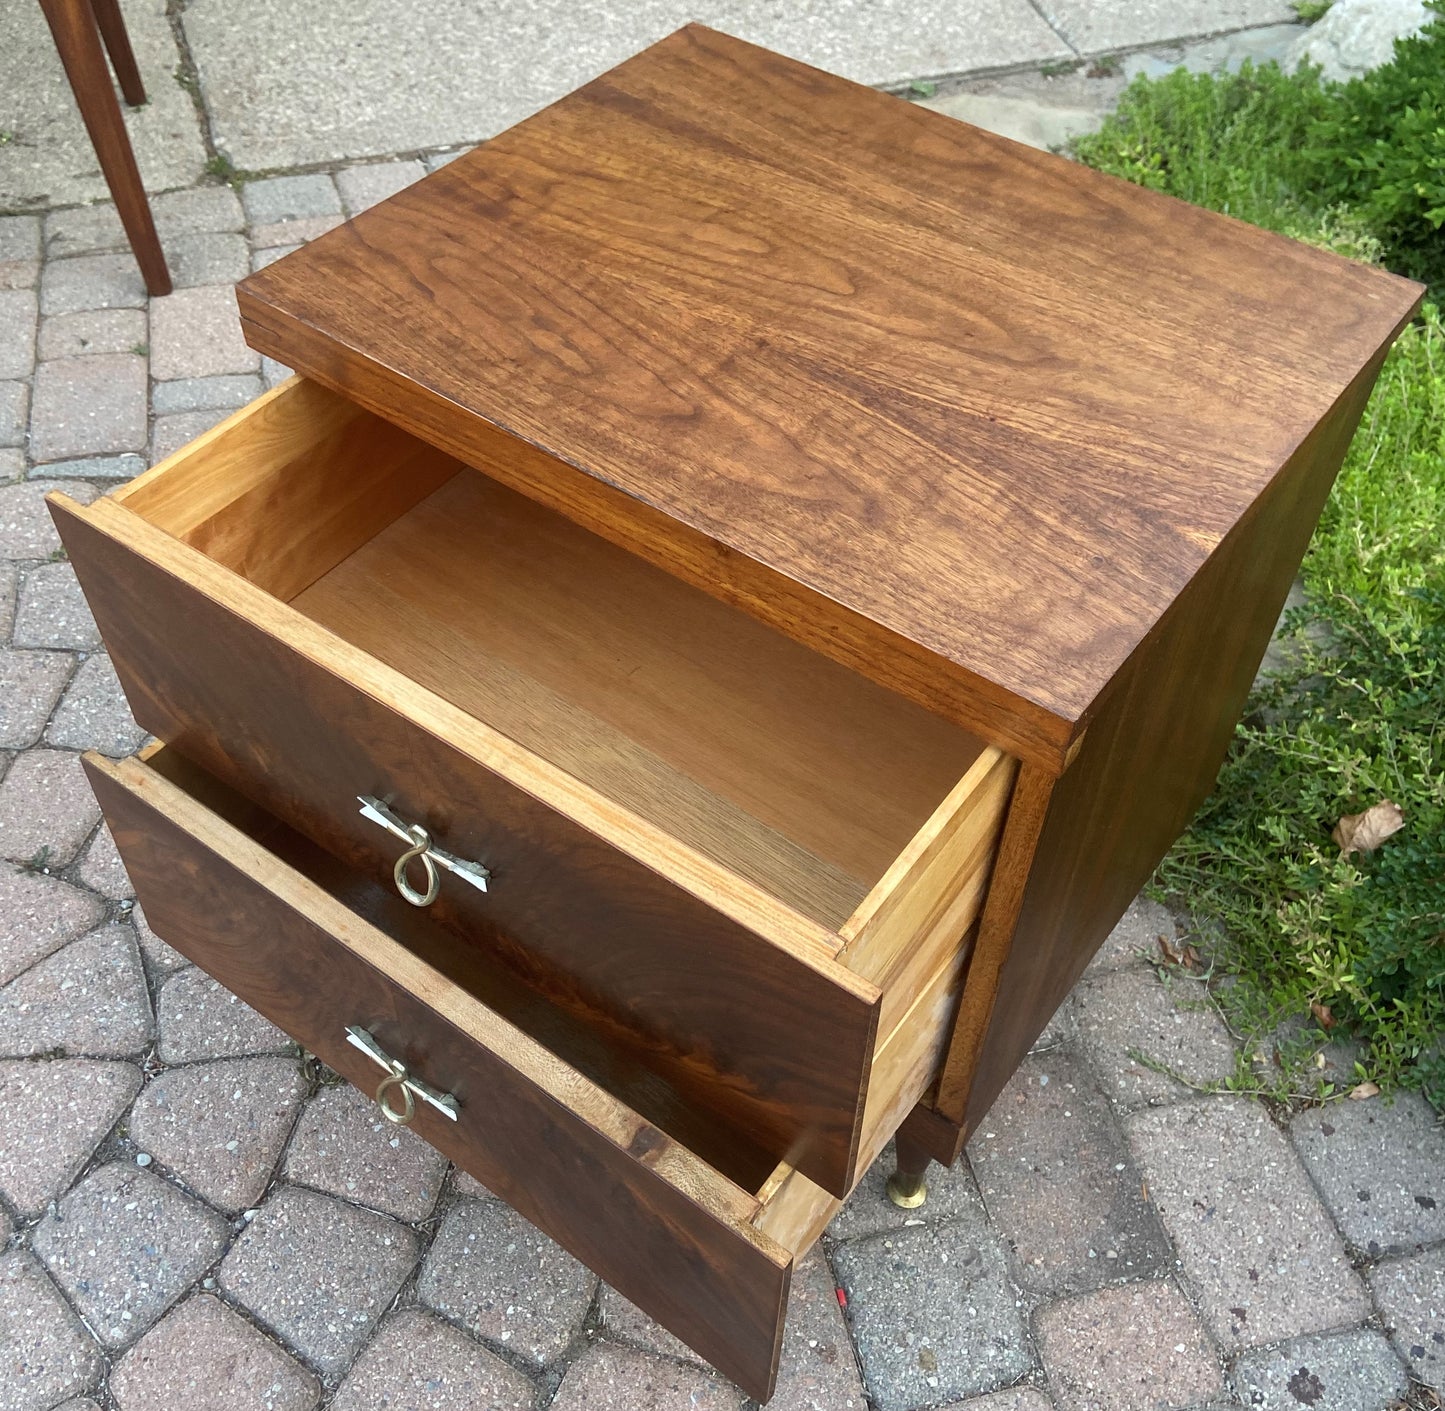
237 24 1421 737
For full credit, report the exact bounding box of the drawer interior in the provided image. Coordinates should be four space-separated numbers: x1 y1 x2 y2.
115 379 994 932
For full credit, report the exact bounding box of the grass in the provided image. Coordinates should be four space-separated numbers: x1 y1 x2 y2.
1070 21 1445 1108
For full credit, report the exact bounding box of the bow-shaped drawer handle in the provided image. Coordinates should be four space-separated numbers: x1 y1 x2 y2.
345 1026 460 1125
358 796 491 907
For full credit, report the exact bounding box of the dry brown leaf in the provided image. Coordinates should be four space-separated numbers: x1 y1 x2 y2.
1348 1080 1381 1101
1311 1002 1336 1031
1181 944 1203 971
1332 800 1405 856
1157 935 1184 966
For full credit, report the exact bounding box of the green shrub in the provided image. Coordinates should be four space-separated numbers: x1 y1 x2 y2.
1071 41 1445 1104
1156 310 1445 1107
1069 60 1331 238
1302 5 1445 292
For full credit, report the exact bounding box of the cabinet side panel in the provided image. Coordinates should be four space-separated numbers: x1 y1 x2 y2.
925 342 1393 1145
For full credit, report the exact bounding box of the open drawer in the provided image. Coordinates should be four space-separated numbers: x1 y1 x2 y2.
50 378 1018 1198
88 747 843 1400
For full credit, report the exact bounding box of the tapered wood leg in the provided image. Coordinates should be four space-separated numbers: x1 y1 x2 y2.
886 1133 931 1209
89 0 146 105
39 0 171 296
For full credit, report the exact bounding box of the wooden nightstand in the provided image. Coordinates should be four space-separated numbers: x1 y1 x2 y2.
50 25 1422 1399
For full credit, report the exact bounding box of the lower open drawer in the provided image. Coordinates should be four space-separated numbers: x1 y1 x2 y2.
87 748 842 1400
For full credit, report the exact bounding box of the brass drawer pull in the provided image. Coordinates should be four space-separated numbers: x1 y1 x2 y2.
357 795 491 907
345 1025 460 1124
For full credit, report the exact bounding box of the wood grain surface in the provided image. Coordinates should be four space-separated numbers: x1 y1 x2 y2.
916 339 1416 1152
52 493 882 1198
295 468 987 927
237 23 1424 753
86 751 793 1398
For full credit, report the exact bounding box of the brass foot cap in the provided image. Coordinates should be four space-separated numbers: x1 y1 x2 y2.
886 1172 928 1209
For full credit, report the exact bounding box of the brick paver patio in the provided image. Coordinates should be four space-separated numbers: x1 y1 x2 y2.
3 2 1443 1407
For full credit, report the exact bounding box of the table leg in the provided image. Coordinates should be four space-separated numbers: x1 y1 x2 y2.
39 0 171 296
89 0 146 105
886 1133 931 1209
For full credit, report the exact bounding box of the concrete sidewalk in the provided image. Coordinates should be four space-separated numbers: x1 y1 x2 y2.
2 2 1443 1409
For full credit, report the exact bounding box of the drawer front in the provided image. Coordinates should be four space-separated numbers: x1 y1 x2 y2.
86 752 794 1399
53 494 879 1198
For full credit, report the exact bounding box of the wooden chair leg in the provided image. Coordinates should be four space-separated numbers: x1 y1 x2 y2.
39 0 171 297
89 0 146 106
886 1133 931 1209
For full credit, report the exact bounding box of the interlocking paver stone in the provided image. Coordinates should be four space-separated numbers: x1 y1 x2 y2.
29 353 147 462
39 253 147 316
156 968 289 1062
1085 896 1178 975
0 748 103 866
0 215 42 291
109 1293 321 1411
1231 1327 1408 1410
829 1139 983 1241
1034 1279 1223 1411
37 308 146 361
0 646 74 749
0 290 38 379
0 561 15 637
1290 1092 1445 1257
283 1081 447 1221
76 822 131 899
129 1056 307 1213
151 187 246 237
548 1340 742 1411
131 902 188 976
251 245 298 273
0 861 104 984
149 286 260 380
969 1051 1169 1296
44 204 126 259
424 149 471 172
33 1162 228 1348
1127 1097 1369 1351
0 382 28 449
769 1249 867 1410
13 563 101 651
241 175 342 227
1367 1245 1445 1391
598 1282 706 1367
248 215 346 249
417 1197 596 1367
152 374 260 416
330 1307 535 1411
336 161 427 215
0 1058 141 1215
0 923 150 1058
219 1185 420 1377
45 652 145 756
941 1391 1054 1410
1074 967 1236 1110
0 1251 103 1410
152 410 232 463
831 1182 1032 1411
167 232 251 290
26 454 143 481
